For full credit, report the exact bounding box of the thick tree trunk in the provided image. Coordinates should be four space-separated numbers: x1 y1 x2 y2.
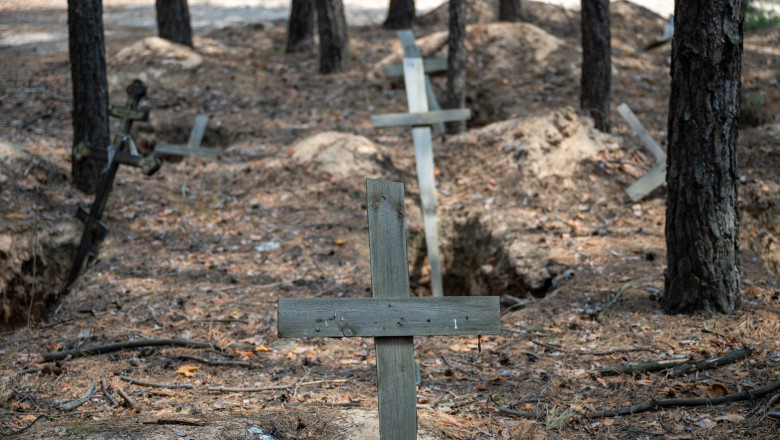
156 0 193 48
446 0 467 134
664 0 743 314
580 0 611 132
384 0 415 29
315 0 350 73
67 0 110 194
286 0 315 52
498 0 522 22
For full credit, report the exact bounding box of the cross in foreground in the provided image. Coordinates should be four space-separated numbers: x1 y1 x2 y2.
278 178 500 440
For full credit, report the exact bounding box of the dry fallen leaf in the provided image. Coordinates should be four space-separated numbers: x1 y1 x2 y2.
334 238 347 246
713 413 744 423
19 414 36 424
236 350 254 359
6 213 25 220
708 382 729 397
176 365 198 378
254 345 270 352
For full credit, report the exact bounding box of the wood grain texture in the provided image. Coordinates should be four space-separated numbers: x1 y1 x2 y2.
617 103 666 162
277 297 501 338
366 179 417 440
371 109 471 128
396 29 421 59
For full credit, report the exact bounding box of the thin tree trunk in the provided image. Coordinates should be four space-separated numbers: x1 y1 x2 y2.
446 0 467 134
580 0 611 132
664 0 743 314
68 0 110 194
156 0 193 48
315 0 350 73
499 0 522 22
287 0 315 52
384 0 415 29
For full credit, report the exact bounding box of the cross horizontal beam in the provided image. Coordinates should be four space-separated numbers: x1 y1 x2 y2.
385 57 448 78
154 144 222 157
371 108 471 128
75 204 108 240
73 140 161 176
278 297 500 338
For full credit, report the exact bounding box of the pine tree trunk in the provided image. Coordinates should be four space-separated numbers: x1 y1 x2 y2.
156 0 193 48
315 0 350 73
384 0 415 29
499 0 522 22
286 0 315 52
446 0 467 134
67 0 110 194
664 0 743 314
580 0 610 132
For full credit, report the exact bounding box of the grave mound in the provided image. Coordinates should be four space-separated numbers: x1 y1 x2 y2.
280 131 393 182
114 36 204 70
0 141 79 331
368 22 577 126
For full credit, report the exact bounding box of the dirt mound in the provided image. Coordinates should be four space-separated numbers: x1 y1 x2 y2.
448 106 619 180
283 132 392 181
114 36 204 70
370 22 577 125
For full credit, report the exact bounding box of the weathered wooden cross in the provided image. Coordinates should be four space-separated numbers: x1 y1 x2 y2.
67 80 161 288
278 179 499 440
371 30 471 297
154 115 222 157
617 103 667 202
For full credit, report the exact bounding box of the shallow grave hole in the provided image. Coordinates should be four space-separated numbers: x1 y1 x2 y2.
436 214 563 298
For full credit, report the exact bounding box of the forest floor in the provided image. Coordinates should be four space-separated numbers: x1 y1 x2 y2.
1 0 779 439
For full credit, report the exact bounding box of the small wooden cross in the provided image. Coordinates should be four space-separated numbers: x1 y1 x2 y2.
278 179 500 440
617 103 667 202
155 115 222 157
371 30 472 298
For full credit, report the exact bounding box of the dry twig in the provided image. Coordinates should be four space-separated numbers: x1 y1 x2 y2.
100 379 119 406
44 338 221 361
600 358 690 377
59 382 96 411
668 347 752 378
116 387 141 412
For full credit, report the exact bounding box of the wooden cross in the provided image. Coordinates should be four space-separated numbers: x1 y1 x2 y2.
278 179 500 440
154 115 222 157
371 30 472 297
66 80 160 289
617 103 667 202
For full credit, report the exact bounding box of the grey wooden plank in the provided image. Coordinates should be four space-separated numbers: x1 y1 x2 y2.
626 161 666 201
188 115 209 148
154 144 223 157
366 178 417 440
425 75 446 134
384 57 448 78
396 29 421 59
403 58 444 298
371 108 471 128
617 103 666 163
277 297 501 338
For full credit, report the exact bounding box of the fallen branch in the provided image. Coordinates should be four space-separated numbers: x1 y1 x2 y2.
44 338 221 361
584 378 780 418
597 282 633 322
120 376 196 389
101 379 119 406
59 382 96 411
769 412 780 420
668 347 752 378
175 353 256 368
141 417 205 426
600 358 690 377
206 385 289 393
116 387 141 412
496 405 538 419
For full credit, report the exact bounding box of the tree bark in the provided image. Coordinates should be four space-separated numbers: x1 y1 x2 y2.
286 0 315 52
315 0 350 73
664 0 743 314
580 0 611 132
446 0 467 134
156 0 193 48
384 0 415 29
499 0 522 22
67 0 110 194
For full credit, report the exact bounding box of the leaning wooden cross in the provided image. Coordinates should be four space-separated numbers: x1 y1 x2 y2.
617 103 667 202
154 115 222 157
278 179 499 440
371 30 471 297
67 80 161 289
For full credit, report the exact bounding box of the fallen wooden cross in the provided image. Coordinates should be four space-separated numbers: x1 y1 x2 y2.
67 79 161 289
372 30 471 297
617 103 667 202
278 178 500 440
154 115 222 157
